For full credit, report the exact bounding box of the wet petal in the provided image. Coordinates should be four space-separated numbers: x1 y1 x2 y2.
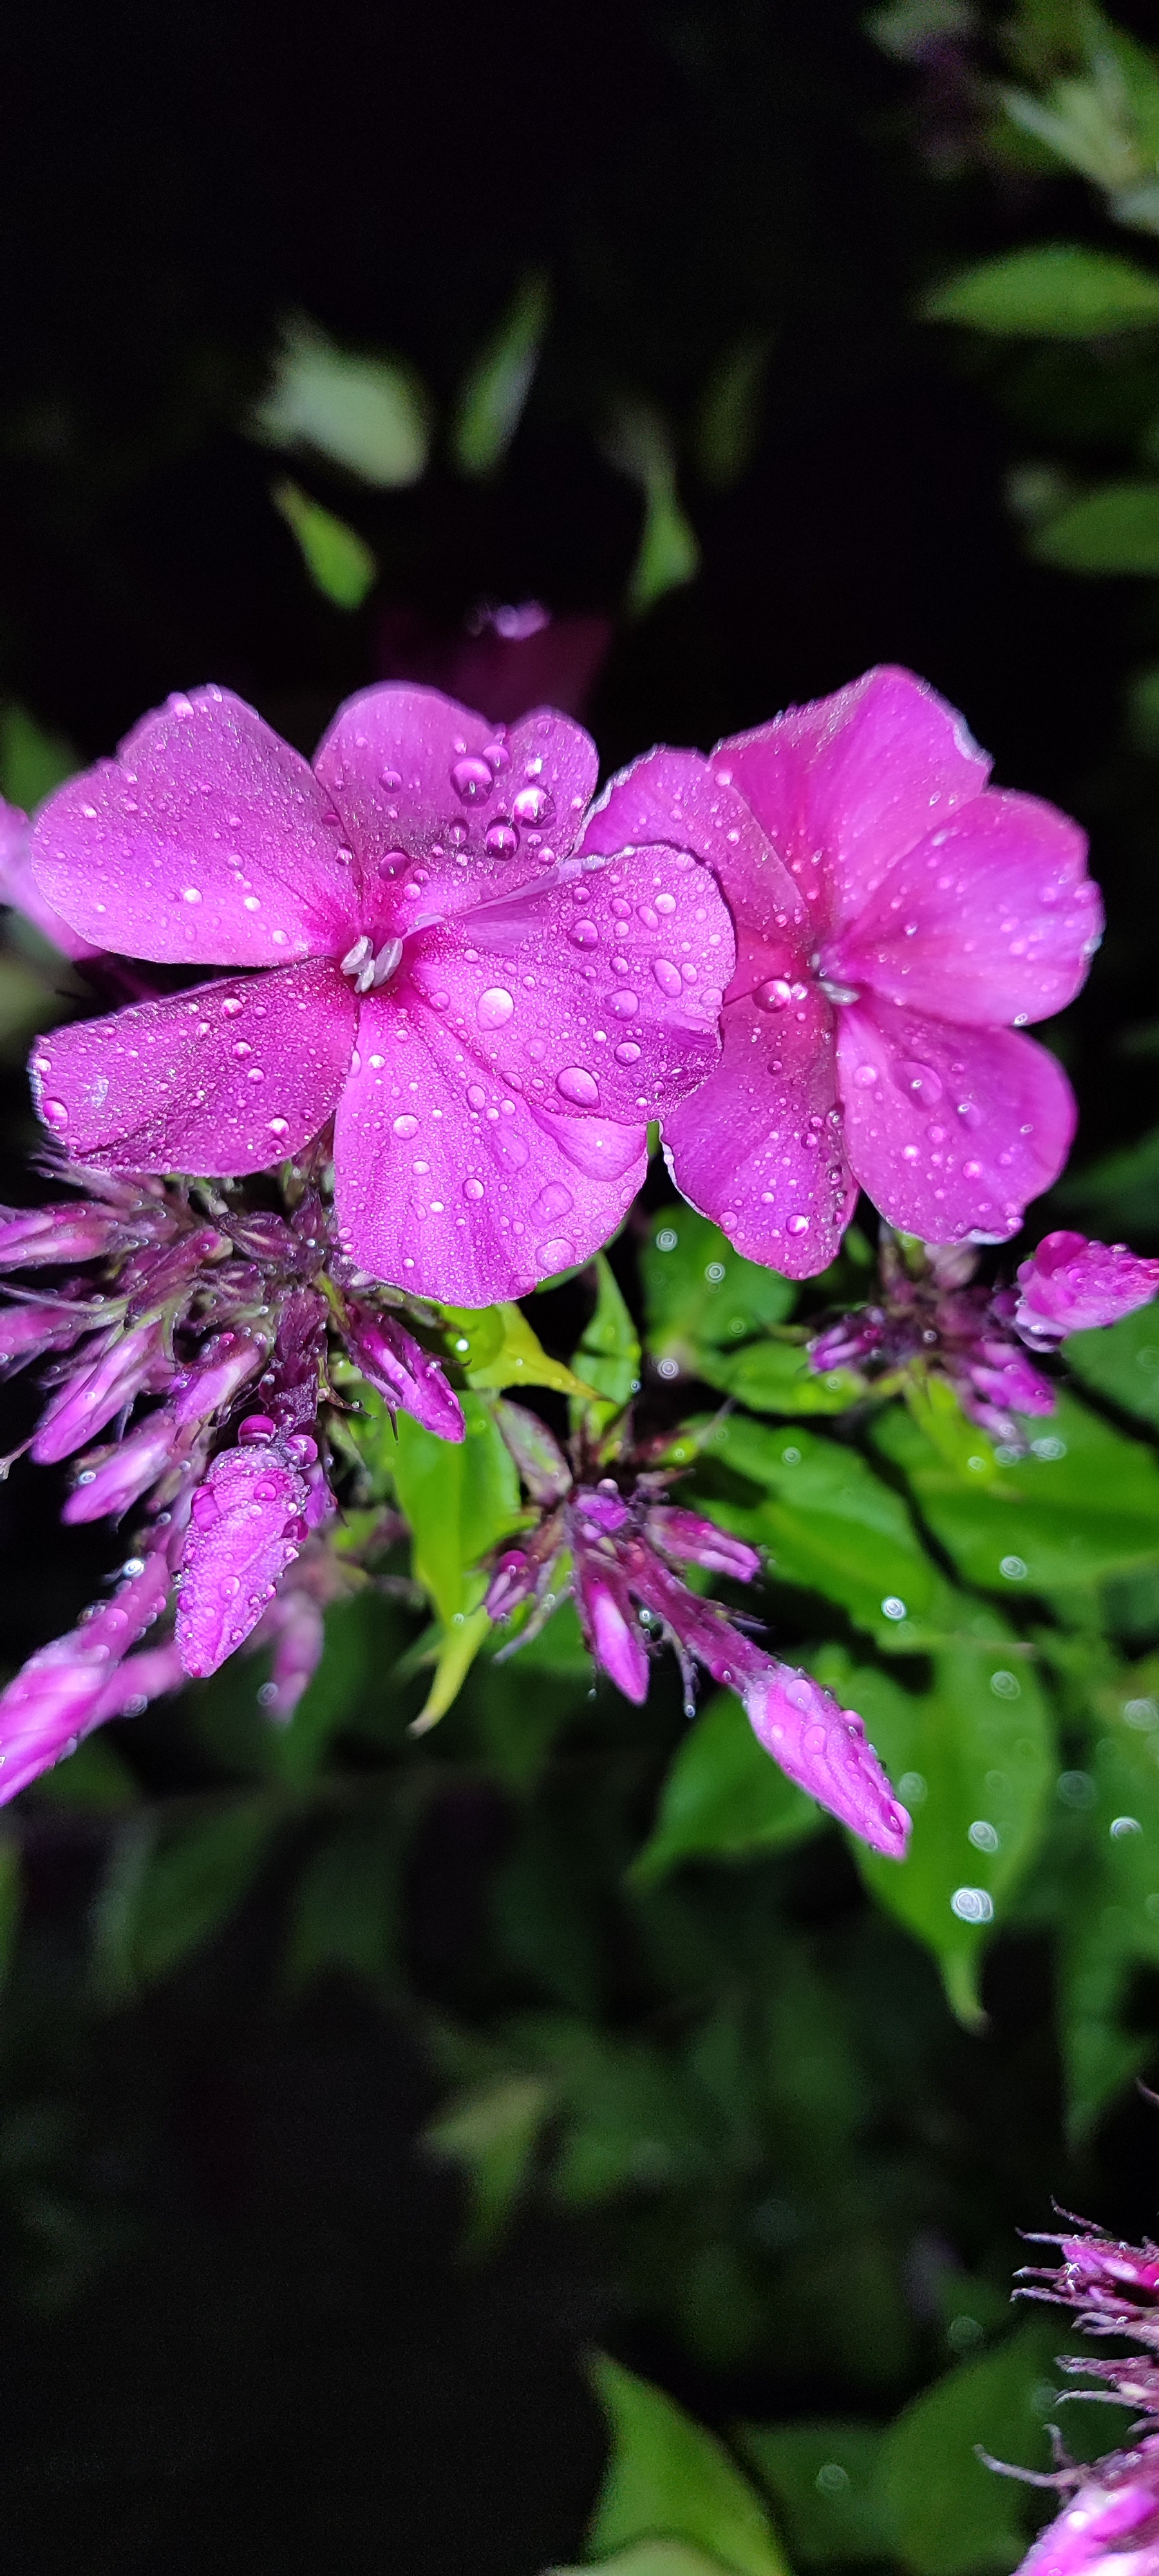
30 961 355 1173
332 988 646 1302
31 687 355 966
574 1551 650 1702
661 929 854 1277
745 1661 911 1858
408 839 732 1124
1015 1231 1159 1340
837 996 1076 1243
176 1446 308 1679
0 795 103 960
831 788 1100 1027
580 745 807 942
719 665 991 940
312 683 599 927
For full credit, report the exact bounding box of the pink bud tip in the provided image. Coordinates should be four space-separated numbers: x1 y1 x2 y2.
1015 1233 1159 1343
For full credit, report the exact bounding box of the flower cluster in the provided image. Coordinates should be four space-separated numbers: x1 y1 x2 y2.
807 1231 1159 1450
485 1401 910 1856
985 2215 1159 2576
0 1160 463 1792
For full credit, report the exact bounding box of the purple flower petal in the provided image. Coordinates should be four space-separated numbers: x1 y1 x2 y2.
32 1320 165 1463
646 1506 761 1583
744 1662 911 1858
30 685 357 966
661 931 855 1276
1015 1231 1159 1340
831 789 1100 1027
1014 2463 1159 2576
312 685 599 920
30 961 356 1172
332 990 646 1300
837 997 1077 1243
580 746 807 938
251 1587 325 1719
176 1446 309 1680
344 1300 465 1441
719 665 991 939
0 795 103 960
574 1553 650 1702
407 838 731 1125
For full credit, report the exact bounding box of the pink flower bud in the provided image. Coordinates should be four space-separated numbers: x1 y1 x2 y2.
62 1406 182 1522
646 1506 761 1584
1014 2448 1159 2576
345 1302 465 1443
0 1298 91 1371
494 1399 570 1503
744 1661 911 1859
170 1330 267 1428
485 1549 536 1620
0 1204 124 1268
807 1310 885 1374
252 1588 325 1719
574 1555 650 1703
0 1549 170 1803
175 1445 310 1680
1015 1233 1159 1345
31 1319 165 1463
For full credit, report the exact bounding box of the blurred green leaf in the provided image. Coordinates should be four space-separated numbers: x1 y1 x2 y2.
1056 1683 1159 2130
285 1814 404 1993
693 335 773 489
29 1734 141 1810
605 403 701 616
693 1414 950 1651
901 1371 1001 1486
443 1299 593 1399
640 1207 796 1375
1031 479 1159 571
425 2071 553 2249
874 1392 1159 1596
90 1801 278 2003
272 478 377 607
252 315 428 485
451 270 549 475
878 2321 1062 2576
572 1256 641 1446
589 2355 789 2576
632 1691 822 1883
1059 1121 1159 1231
921 243 1159 335
0 701 79 809
818 1628 1054 2025
393 1394 522 1627
554 2548 735 2576
696 1338 864 1414
737 2422 893 2564
1064 1302 1159 1426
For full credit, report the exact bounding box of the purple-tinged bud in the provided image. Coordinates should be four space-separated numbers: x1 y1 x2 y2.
744 1660 911 1859
345 1302 465 1443
92 1638 185 1723
31 1319 165 1463
807 1308 885 1374
62 1406 183 1523
646 1506 761 1584
171 1330 267 1428
252 1589 325 1720
574 1553 649 1703
175 1445 310 1680
0 1297 93 1372
1015 1233 1159 1345
1012 2447 1159 2576
0 1204 124 1269
571 1482 631 1538
485 1549 537 1620
966 1344 1057 1419
122 1226 229 1324
494 1399 571 1504
0 1549 170 1803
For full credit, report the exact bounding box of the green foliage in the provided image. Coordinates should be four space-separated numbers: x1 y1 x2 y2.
877 2322 1062 2576
632 1692 821 1882
921 243 1159 335
573 1256 642 1446
1064 1302 1159 1424
391 1392 523 1721
736 2423 893 2564
251 314 428 484
442 1298 594 1398
588 2356 789 2576
1030 479 1159 571
0 700 79 808
424 2070 553 2249
451 270 549 475
605 403 701 615
640 1208 796 1374
285 1812 404 1994
693 336 773 489
1060 1122 1159 1231
873 1392 1159 1598
90 1802 279 2003
271 477 377 607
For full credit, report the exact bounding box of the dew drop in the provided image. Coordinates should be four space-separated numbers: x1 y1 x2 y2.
637 904 659 931
451 755 493 804
533 1182 574 1222
393 1113 419 1138
536 1235 574 1270
654 890 676 914
610 990 639 1018
513 784 552 826
569 918 599 947
853 1062 877 1088
467 1084 487 1110
462 1176 485 1200
652 958 683 998
755 978 791 1011
787 1213 810 1235
614 1041 641 1064
41 1098 69 1129
182 885 202 904
896 1059 943 1105
267 1117 290 1137
556 1066 599 1106
485 821 518 858
477 987 514 1029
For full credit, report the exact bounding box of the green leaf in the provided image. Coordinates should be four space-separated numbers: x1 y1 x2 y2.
816 1628 1054 2025
640 1208 796 1374
272 478 377 607
901 1371 1001 1485
252 316 428 486
692 1414 950 1651
1054 1688 1159 2131
874 1391 1159 1596
1064 1301 1159 1427
285 1814 404 1993
589 2356 789 2576
392 1394 522 1626
572 1256 641 1445
1031 480 1159 573
451 270 549 475
90 1801 278 2002
29 1733 141 1810
554 2549 735 2576
425 2071 554 2249
632 1691 824 1883
736 2423 894 2565
921 243 1159 336
696 1338 864 1414
878 2321 1063 2576
605 404 701 616
442 1300 594 1398
692 335 773 489
0 701 80 808
1059 1120 1159 1231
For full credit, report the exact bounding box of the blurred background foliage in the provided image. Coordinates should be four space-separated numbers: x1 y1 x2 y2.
8 2 1159 2570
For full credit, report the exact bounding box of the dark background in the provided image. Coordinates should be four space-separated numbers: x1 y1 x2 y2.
1 3 1158 2568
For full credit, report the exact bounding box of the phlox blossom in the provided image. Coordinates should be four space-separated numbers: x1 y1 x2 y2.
583 666 1102 1274
26 685 735 1303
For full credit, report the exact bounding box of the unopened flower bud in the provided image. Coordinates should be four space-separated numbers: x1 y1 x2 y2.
574 1555 650 1703
62 1406 183 1523
252 1588 325 1719
171 1329 267 1428
0 1204 124 1268
1015 1233 1159 1345
646 1506 761 1583
345 1302 464 1443
32 1319 166 1463
176 1444 310 1680
485 1549 536 1620
0 1549 170 1803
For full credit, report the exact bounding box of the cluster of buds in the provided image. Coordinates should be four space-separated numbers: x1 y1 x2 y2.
0 1162 464 1797
485 1401 910 1857
985 2215 1159 2576
807 1231 1159 1452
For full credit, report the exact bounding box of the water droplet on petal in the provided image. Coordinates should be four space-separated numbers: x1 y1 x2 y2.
569 918 599 947
853 1062 877 1088
182 886 202 904
614 1041 641 1064
477 987 514 1029
896 1059 943 1105
467 1084 487 1110
787 1213 810 1235
393 1113 419 1137
652 958 683 998
556 1066 599 1106
513 784 552 826
484 822 518 858
462 1176 485 1200
610 990 639 1018
536 1235 574 1270
654 890 676 914
451 755 493 804
532 1182 574 1222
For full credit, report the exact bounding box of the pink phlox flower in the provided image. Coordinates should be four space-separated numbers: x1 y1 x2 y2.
484 1403 909 1857
0 791 102 961
1015 1234 1159 1345
27 681 734 1303
601 666 1100 1272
